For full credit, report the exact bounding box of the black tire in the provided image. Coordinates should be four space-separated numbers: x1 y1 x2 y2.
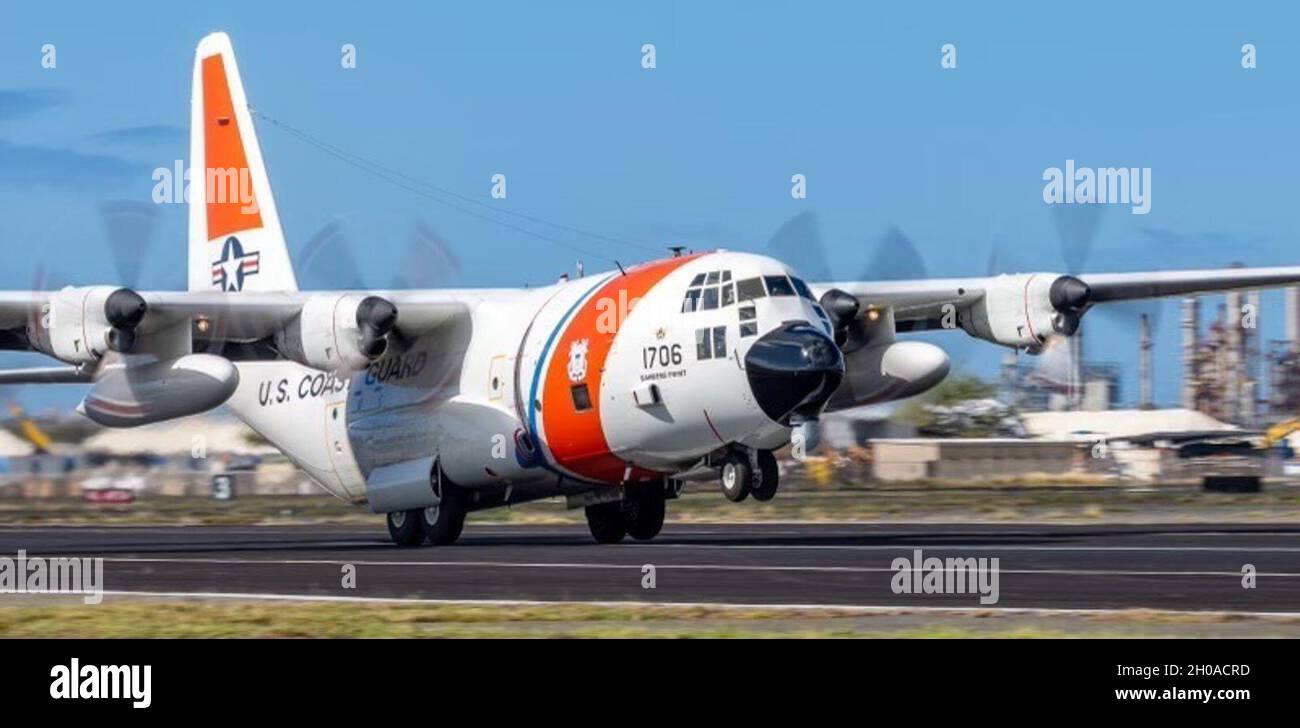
387 509 425 547
624 486 666 541
585 500 627 544
420 476 467 546
720 453 751 502
751 450 780 502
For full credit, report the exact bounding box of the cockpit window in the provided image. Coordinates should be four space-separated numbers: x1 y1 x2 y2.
682 271 736 314
791 277 814 300
764 275 796 297
735 277 766 301
681 288 701 312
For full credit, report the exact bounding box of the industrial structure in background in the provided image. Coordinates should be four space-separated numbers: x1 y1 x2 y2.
1001 272 1300 430
1182 288 1264 425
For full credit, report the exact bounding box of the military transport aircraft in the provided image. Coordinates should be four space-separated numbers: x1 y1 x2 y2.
3 33 1299 545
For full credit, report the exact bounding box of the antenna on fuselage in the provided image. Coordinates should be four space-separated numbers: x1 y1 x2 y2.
615 260 627 276
668 245 686 258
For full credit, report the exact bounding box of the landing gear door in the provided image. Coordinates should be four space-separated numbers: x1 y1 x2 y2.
325 401 366 499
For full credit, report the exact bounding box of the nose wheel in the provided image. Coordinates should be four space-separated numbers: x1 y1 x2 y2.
720 449 780 502
751 450 780 501
720 453 751 502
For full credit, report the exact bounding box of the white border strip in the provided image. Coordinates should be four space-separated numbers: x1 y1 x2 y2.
66 589 1300 621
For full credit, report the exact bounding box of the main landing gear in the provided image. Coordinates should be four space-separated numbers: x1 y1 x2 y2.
719 449 779 503
584 483 667 544
386 471 467 547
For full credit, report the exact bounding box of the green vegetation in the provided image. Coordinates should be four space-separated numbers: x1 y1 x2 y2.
1 599 1294 638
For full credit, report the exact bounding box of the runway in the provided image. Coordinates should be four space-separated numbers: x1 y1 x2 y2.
2 522 1298 613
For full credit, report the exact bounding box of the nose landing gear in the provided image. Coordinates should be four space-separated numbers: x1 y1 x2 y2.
719 449 780 503
720 453 751 502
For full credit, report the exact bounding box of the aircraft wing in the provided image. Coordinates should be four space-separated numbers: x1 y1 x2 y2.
0 288 471 357
815 265 1300 332
1078 266 1300 302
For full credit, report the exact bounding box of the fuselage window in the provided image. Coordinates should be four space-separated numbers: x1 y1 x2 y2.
791 277 814 300
701 287 720 310
712 326 727 358
721 270 732 282
705 271 720 285
735 277 766 301
721 283 735 307
689 273 706 286
764 275 796 297
571 384 592 411
695 328 712 359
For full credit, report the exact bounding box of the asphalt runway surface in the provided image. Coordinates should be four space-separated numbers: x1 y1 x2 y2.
2 522 1298 613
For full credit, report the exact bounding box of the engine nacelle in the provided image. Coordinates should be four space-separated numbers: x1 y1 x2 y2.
276 294 398 372
963 273 1085 350
28 286 146 364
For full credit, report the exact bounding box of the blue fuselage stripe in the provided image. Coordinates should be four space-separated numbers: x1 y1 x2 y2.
525 274 614 470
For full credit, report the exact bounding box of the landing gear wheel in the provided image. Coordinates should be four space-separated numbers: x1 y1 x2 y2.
387 509 425 547
624 485 666 541
751 450 780 502
720 453 752 502
585 501 627 544
420 473 467 546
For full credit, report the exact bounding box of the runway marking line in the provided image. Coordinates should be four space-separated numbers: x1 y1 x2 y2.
18 589 1297 621
81 556 1300 578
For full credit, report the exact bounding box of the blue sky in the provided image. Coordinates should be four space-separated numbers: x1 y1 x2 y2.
1 1 1298 411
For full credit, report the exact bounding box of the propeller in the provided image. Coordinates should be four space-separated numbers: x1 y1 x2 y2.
295 218 461 290
768 214 966 363
99 200 159 289
393 222 461 289
293 218 459 358
767 211 830 283
97 200 164 355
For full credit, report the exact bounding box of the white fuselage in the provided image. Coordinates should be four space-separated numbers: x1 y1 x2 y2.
224 251 834 508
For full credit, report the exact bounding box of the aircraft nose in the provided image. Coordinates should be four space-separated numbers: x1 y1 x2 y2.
744 321 845 424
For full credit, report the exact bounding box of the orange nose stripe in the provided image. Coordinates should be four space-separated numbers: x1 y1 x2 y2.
541 254 702 484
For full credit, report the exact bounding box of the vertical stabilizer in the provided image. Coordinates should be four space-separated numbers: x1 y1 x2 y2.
187 32 297 292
